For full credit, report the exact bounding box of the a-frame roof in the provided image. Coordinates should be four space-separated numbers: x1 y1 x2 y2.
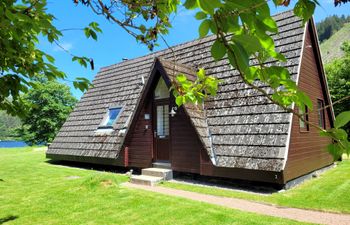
48 10 308 172
125 58 213 159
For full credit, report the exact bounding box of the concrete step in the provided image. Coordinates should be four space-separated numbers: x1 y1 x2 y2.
152 161 171 169
142 168 173 180
130 175 163 186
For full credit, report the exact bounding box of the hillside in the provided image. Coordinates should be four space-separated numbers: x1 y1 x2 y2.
320 23 350 64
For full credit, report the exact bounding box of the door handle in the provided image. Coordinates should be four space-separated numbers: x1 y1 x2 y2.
154 131 157 138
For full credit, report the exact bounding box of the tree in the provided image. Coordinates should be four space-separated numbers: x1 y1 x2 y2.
325 42 350 136
0 0 99 116
16 80 77 145
0 111 21 140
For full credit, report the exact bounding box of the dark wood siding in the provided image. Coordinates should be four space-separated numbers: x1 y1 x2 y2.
46 152 125 166
283 23 333 182
126 102 153 168
170 106 201 173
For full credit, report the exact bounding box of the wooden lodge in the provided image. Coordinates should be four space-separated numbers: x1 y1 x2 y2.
47 10 335 186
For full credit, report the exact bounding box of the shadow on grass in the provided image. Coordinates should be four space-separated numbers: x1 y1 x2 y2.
0 215 18 224
170 172 281 195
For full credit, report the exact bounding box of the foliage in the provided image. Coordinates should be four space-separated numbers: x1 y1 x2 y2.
334 0 350 6
0 0 100 117
172 68 221 105
316 14 350 42
162 158 350 213
325 42 350 142
0 148 307 225
0 111 21 140
15 80 77 145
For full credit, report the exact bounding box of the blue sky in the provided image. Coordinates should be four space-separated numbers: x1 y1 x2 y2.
39 1 350 99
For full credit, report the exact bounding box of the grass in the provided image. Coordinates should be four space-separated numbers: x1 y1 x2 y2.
161 159 350 214
0 147 311 225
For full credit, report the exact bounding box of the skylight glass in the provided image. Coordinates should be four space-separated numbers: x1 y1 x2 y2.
100 107 122 127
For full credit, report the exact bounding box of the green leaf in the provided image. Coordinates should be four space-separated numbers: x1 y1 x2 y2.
197 0 221 14
327 143 342 160
84 28 90 38
199 19 210 38
232 34 261 54
211 40 226 61
197 68 206 80
195 11 207 20
183 0 198 9
230 42 249 74
333 128 348 140
89 30 97 40
89 22 102 32
294 0 316 24
260 16 278 33
298 91 313 111
335 111 350 128
227 51 237 68
45 54 55 63
176 74 187 83
175 96 185 106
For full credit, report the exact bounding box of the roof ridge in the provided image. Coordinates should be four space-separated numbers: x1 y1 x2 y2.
157 57 197 72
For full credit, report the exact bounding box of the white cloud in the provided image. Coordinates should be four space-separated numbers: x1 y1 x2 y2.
53 42 73 52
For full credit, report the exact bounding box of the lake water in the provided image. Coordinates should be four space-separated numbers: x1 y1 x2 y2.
0 141 28 148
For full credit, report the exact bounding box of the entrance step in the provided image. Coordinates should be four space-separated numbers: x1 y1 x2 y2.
152 161 171 169
130 175 163 186
142 168 173 180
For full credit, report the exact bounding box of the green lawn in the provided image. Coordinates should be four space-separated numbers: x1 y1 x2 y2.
0 147 311 225
161 159 350 214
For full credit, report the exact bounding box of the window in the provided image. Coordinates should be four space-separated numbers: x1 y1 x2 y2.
156 105 169 137
99 107 122 128
317 99 325 129
299 106 309 131
154 78 170 99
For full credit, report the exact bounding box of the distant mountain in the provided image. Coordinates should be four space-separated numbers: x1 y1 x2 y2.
320 23 350 64
317 15 350 42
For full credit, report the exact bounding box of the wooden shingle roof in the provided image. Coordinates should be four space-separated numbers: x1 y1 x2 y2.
48 10 305 172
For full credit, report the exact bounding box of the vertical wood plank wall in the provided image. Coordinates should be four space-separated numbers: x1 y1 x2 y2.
126 103 153 168
283 23 333 182
170 107 201 173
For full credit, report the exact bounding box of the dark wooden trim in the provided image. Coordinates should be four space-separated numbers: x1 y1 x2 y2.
307 19 335 127
317 98 326 129
124 146 129 167
46 154 125 167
